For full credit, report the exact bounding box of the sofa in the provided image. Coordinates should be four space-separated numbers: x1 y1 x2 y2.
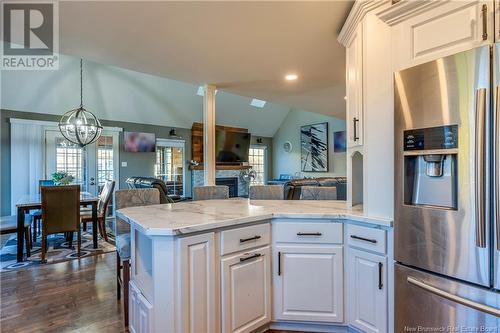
125 177 177 203
283 177 347 200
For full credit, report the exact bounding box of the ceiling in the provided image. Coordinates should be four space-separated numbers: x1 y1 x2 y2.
58 1 353 118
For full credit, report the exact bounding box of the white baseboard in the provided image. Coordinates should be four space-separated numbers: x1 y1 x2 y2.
268 321 356 333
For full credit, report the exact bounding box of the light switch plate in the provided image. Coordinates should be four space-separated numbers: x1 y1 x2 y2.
121 161 128 167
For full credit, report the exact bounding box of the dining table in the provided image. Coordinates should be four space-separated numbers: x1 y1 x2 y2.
15 192 99 262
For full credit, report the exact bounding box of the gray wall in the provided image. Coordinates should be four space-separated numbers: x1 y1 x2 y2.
1 109 192 216
272 108 346 179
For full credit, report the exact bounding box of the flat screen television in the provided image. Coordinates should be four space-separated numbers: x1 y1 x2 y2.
215 130 251 164
123 131 156 152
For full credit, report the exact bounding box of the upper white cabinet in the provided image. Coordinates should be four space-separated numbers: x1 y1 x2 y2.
384 0 494 71
273 245 344 323
221 246 271 333
346 24 364 148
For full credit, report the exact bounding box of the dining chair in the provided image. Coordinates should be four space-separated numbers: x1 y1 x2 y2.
80 180 115 242
31 179 56 243
41 185 81 263
1 215 32 257
300 186 337 200
193 185 229 200
249 185 284 200
115 188 160 327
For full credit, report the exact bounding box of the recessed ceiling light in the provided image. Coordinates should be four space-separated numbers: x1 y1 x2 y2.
196 86 218 96
250 98 266 108
285 74 298 81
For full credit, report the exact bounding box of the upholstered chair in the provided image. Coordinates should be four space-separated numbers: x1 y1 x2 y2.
114 188 160 327
41 185 81 262
300 186 337 200
193 185 229 200
81 180 115 242
249 185 284 200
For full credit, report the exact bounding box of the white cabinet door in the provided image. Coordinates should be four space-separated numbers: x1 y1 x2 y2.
177 233 217 333
392 0 494 71
346 24 363 148
129 280 153 333
221 246 271 333
347 248 387 333
273 245 343 323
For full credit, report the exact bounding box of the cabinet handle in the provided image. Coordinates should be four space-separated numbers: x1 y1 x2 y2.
378 262 383 290
239 253 261 262
482 4 488 40
278 251 281 276
297 232 322 236
350 235 377 244
353 117 359 141
240 235 261 243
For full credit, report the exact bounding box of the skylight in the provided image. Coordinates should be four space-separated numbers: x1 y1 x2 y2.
250 98 266 108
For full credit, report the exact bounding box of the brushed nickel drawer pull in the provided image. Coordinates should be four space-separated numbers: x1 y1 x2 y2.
239 235 261 243
482 4 488 41
239 253 261 262
297 232 322 236
350 235 377 243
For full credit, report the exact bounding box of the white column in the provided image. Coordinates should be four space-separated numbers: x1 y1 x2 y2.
203 84 216 185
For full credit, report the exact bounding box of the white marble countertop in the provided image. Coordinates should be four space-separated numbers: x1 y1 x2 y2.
116 199 393 236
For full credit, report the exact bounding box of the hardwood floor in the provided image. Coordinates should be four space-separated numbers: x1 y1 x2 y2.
0 253 125 333
0 252 302 333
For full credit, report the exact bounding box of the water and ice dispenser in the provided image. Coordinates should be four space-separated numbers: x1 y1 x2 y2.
403 125 458 210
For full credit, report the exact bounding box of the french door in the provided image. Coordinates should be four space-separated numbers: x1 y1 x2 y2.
44 130 120 197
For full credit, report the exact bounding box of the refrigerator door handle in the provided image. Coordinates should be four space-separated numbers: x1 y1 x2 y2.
475 88 487 248
407 277 500 317
496 86 500 251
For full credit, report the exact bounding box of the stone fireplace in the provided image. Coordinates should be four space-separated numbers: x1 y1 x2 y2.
192 169 249 197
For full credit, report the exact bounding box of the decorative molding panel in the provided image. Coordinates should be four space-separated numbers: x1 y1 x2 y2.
376 0 448 26
411 3 479 59
338 0 390 46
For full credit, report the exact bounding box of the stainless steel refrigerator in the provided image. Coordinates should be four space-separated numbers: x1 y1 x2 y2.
395 45 500 331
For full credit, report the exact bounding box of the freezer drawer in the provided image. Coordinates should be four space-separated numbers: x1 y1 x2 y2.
395 264 500 332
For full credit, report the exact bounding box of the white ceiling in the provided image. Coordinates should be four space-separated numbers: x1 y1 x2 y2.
1 54 292 137
58 1 352 118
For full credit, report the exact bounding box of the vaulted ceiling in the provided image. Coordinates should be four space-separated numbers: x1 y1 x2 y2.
58 1 353 119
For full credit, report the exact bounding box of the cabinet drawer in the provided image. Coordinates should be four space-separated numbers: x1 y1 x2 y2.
220 223 270 256
347 224 386 254
273 221 343 244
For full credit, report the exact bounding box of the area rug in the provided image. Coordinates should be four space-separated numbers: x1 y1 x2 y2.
0 229 116 272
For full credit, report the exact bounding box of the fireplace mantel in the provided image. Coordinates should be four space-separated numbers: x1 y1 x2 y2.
189 164 252 171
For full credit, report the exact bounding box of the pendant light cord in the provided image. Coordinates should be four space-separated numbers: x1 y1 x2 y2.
80 58 83 107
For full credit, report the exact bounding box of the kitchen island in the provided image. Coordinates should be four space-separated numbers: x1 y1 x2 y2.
117 199 393 333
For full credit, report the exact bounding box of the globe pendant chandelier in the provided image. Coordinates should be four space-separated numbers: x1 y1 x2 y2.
58 59 102 147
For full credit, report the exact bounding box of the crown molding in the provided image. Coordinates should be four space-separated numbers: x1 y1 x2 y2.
338 0 390 46
376 0 448 26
